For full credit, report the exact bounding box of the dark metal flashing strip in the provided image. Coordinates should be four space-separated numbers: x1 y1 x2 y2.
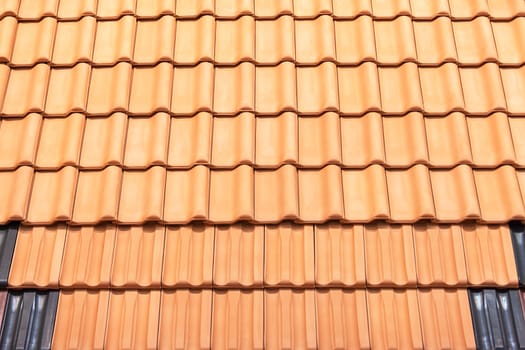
0 223 18 287
510 221 525 287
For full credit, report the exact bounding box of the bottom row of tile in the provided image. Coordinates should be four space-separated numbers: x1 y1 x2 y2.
0 288 523 350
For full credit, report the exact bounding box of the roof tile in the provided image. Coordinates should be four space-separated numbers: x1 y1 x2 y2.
215 16 254 64
110 224 164 288
453 17 498 65
0 167 33 223
419 64 464 114
293 0 332 18
0 17 16 63
175 0 213 17
374 16 416 64
211 113 255 167
52 290 109 350
214 224 263 288
460 63 507 114
487 0 525 19
162 224 214 287
383 112 428 167
492 18 525 65
0 113 41 169
167 113 212 167
413 224 468 286
413 17 456 64
136 0 174 18
255 16 294 64
256 63 296 114
134 16 176 64
215 0 253 18
57 0 97 19
409 0 450 18
501 67 525 115
174 16 215 64
45 64 91 116
26 167 78 224
295 16 336 64
86 63 132 116
340 113 385 166
332 0 372 18
315 223 366 287
59 225 116 288
0 64 8 108
510 117 525 165
371 0 411 18
129 64 173 115
338 63 381 115
0 0 19 18
255 113 297 167
334 16 376 64
171 63 214 115
18 0 58 19
8 224 66 288
214 63 255 115
298 113 341 166
96 0 135 19
448 0 489 19
379 63 423 114
93 16 136 65
297 62 338 115
255 165 299 222
11 18 56 67
254 0 293 18
52 17 96 66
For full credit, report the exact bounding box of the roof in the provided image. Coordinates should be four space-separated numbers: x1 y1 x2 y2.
1 0 525 348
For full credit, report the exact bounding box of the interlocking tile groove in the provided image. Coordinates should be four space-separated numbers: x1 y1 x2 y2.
86 63 132 116
509 221 525 286
335 16 376 64
52 17 96 66
255 16 294 64
0 113 41 169
0 222 18 287
211 112 255 167
10 18 56 67
129 65 173 115
374 16 417 64
45 65 91 116
453 17 498 64
215 16 254 64
134 15 176 64
295 16 335 64
0 290 58 350
413 17 456 64
469 289 525 350
171 64 214 114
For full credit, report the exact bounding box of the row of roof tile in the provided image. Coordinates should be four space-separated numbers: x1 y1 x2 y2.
3 164 525 224
1 0 524 20
1 15 525 67
1 63 525 116
2 223 518 288
3 112 525 170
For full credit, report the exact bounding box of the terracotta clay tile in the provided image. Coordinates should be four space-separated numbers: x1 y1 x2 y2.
367 289 423 349
164 166 210 223
255 113 298 167
467 113 515 166
413 224 468 286
52 17 96 66
488 0 525 18
212 290 263 349
215 16 254 64
211 113 255 167
59 225 116 288
501 67 525 115
80 113 127 168
45 64 91 116
410 0 450 18
342 165 390 221
265 223 314 287
11 18 56 66
383 113 428 167
72 167 122 224
364 223 417 287
453 18 498 65
167 113 212 167
254 165 299 222
474 166 525 222
371 0 411 18
448 0 489 18
87 63 132 115
374 16 416 64
299 165 344 222
136 0 175 18
124 113 171 168
18 0 58 19
295 16 336 64
430 166 481 222
52 290 108 350
462 223 519 286
425 113 472 166
386 165 435 222
118 167 166 223
316 289 370 349
134 16 176 64
35 114 85 169
332 0 372 18
0 113 41 169
111 224 165 288
293 0 332 17
174 17 215 64
315 223 366 287
0 64 8 109
255 16 294 64
254 0 293 18
461 64 507 114
2 64 50 116
418 289 476 349
492 19 525 65
379 63 423 114
105 290 160 349
129 63 175 111
97 0 135 18
298 113 341 166
158 290 212 349
26 167 78 224
419 64 464 114
265 289 317 349
340 113 385 166
176 0 214 17
0 167 33 223
297 62 338 115
256 63 296 114
510 118 525 166
172 64 214 115
413 18 456 64
334 16 376 64
209 166 254 223
214 224 263 288
214 63 255 115
338 64 380 115
215 0 254 18
0 17 17 62
0 0 19 17
93 16 136 65
52 290 109 350
162 224 214 287
57 0 97 19
8 224 66 288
